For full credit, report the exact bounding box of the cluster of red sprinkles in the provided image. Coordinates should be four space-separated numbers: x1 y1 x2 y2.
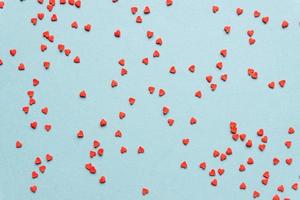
1 0 298 199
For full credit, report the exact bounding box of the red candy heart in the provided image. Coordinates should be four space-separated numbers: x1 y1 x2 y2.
35 157 42 165
156 38 163 45
169 66 176 74
32 171 39 179
220 49 227 57
240 182 246 190
99 176 106 184
84 24 91 32
114 29 121 38
142 57 149 65
199 162 206 170
279 80 286 88
46 153 53 161
282 20 289 29
137 146 144 154
119 112 126 119
148 86 155 94
77 130 84 138
79 90 86 98
100 119 107 127
30 185 37 193
142 187 149 196
194 90 202 98
136 16 142 23
224 25 231 34
166 0 173 6
128 97 135 105
44 124 52 132
212 5 219 13
41 107 48 115
16 140 23 148
236 8 243 16
211 179 218 186
253 10 261 18
147 31 154 38
180 161 187 169
71 21 78 29
131 6 138 15
262 16 269 24
73 56 80 63
120 146 127 154
182 138 189 146
39 165 46 173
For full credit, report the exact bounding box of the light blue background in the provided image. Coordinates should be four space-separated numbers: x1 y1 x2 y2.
1 0 300 199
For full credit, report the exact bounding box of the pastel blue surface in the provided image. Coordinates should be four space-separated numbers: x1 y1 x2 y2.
1 1 300 200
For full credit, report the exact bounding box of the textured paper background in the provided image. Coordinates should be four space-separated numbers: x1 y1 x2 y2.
1 1 300 199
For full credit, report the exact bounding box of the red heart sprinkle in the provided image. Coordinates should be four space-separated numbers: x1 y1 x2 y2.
99 176 106 184
246 139 253 148
240 182 247 190
273 157 280 165
75 0 81 8
90 150 96 158
142 187 149 196
84 24 91 32
253 10 261 18
220 153 227 161
142 57 149 65
209 169 216 176
51 14 58 22
33 78 39 86
77 130 84 138
277 185 285 192
226 147 232 155
37 13 44 20
190 117 197 125
22 106 29 114
44 124 52 132
115 130 122 137
153 50 160 57
98 147 104 156
210 83 217 91
100 119 107 127
249 38 256 45
131 6 138 15
114 29 121 37
220 49 227 57
224 25 231 34
282 20 289 29
155 38 163 46
79 90 86 98
211 179 218 186
278 80 286 88
30 185 37 193
263 171 270 179
35 157 42 165
261 178 268 185
262 16 269 24
247 157 254 165
159 89 166 97
180 161 187 169
40 44 47 52
199 162 206 170
206 75 213 83
119 112 126 119
221 74 227 81
169 66 176 74
247 30 254 37
46 153 53 162
162 106 169 115
285 158 292 165
216 62 223 70
167 118 174 126
16 140 23 148
268 81 275 89
182 138 189 146
218 168 224 175
137 146 144 154
166 0 173 6
118 58 125 66
288 127 295 134
39 165 46 173
9 49 16 56
195 90 202 98
236 8 243 16
284 141 292 148
30 121 38 129
147 31 154 39
120 146 127 154
212 5 219 13
188 64 195 72
148 86 155 94
111 80 118 88
32 171 39 179
41 107 48 115
71 21 78 29
292 183 298 190
74 56 80 63
128 97 136 105
239 164 246 172
258 144 266 151
213 150 220 158
136 16 143 23
253 191 260 198
257 128 264 136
